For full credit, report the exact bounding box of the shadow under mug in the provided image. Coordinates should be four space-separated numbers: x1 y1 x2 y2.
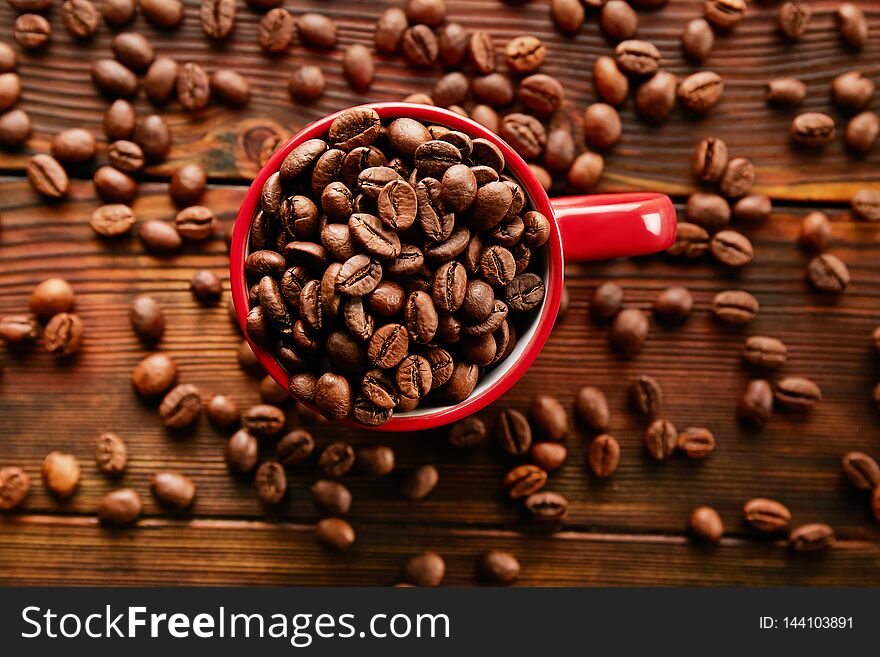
231 102 677 432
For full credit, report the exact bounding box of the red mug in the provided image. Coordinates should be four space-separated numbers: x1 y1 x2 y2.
231 103 677 432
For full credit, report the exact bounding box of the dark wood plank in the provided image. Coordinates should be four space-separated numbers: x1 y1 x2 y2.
1 515 878 586
2 177 880 550
0 1 877 199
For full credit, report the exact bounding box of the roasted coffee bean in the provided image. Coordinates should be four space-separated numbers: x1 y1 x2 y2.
141 0 183 28
42 451 80 498
566 151 604 191
719 158 755 199
403 551 445 586
151 471 196 509
51 128 96 164
630 375 662 416
98 489 141 525
807 254 849 292
500 113 546 160
107 140 143 173
368 323 409 369
681 18 713 61
27 154 68 199
690 506 724 543
711 230 753 267
0 42 13 72
343 44 374 91
94 431 127 473
375 7 408 54
518 74 564 117
774 376 821 411
791 112 835 147
159 384 202 428
132 353 177 397
201 0 235 40
0 314 39 344
591 282 623 320
297 12 336 49
504 464 547 499
530 395 567 441
44 312 84 358
315 374 352 421
93 166 136 204
737 379 773 426
415 140 462 180
778 1 811 39
582 103 621 151
506 274 544 313
479 246 516 287
315 518 355 550
30 278 75 320
743 498 791 533
653 286 693 322
129 294 164 344
766 77 806 106
693 139 729 186
644 419 676 460
257 7 294 52
311 479 352 515
206 394 239 428
405 291 438 344
135 114 171 162
616 40 660 76
743 336 787 368
432 260 467 312
353 445 394 477
0 108 32 148
841 451 880 490
254 461 286 504
211 69 249 107
446 416 485 448
402 24 439 66
789 523 835 552
575 386 610 433
336 255 382 297
846 111 879 154
0 467 29 510
14 14 51 49
704 0 746 29
330 108 382 151
837 3 867 49
440 164 477 213
225 429 258 474
177 62 211 112
111 32 154 71
524 490 568 521
319 441 355 477
677 427 715 458
91 59 137 98
832 70 874 112
551 0 585 34
401 464 439 500
610 308 648 354
668 223 710 258
406 0 445 26
852 189 880 222
366 281 406 317
143 57 178 104
799 211 831 251
712 290 758 324
168 163 206 207
600 0 638 41
241 403 285 437
273 430 314 466
733 194 772 223
634 70 677 121
593 56 629 106
396 354 432 399
478 550 520 584
588 434 620 478
468 31 496 74
506 35 545 73
61 0 100 39
349 212 400 259
470 74 515 108
498 408 532 455
678 71 723 112
288 65 325 101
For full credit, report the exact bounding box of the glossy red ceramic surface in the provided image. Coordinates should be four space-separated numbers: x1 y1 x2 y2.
231 102 676 431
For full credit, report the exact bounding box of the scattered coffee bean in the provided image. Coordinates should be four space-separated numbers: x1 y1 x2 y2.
653 286 693 322
254 461 286 504
693 137 728 182
583 103 621 150
789 523 835 552
530 394 567 441
645 419 677 460
111 31 154 71
774 376 821 411
91 59 137 98
144 57 179 104
712 290 758 324
375 7 408 54
131 353 177 397
704 0 746 30
51 128 96 164
449 416 487 447
343 44 375 92
44 312 84 358
107 139 144 173
841 451 880 490
681 18 713 61
356 445 395 476
743 498 791 533
846 111 879 154
791 112 836 146
42 451 80 498
319 441 355 477
135 114 171 162
504 464 547 499
588 434 620 477
129 294 164 345
225 429 259 473
201 0 236 40
0 314 39 344
615 39 660 76
438 22 468 67
211 69 250 107
27 154 69 199
152 471 196 508
258 8 294 52
0 108 32 149
710 230 754 267
141 0 184 29
315 517 356 550
177 62 211 112
591 282 623 320
498 408 532 455
766 77 806 106
575 386 610 433
677 427 715 458
799 211 831 251
635 70 677 121
550 0 585 34
478 550 520 584
206 394 239 428
93 165 137 204
101 0 135 25
139 220 182 254
690 506 724 542
159 384 202 428
298 13 337 49
631 375 662 416
778 1 811 39
837 3 867 50
530 442 567 471
30 277 75 320
807 253 850 292
401 464 439 500
832 71 874 111
668 222 710 258
678 71 724 112
852 188 880 222
505 35 545 73
98 488 141 525
289 65 325 101
733 194 771 223
524 490 568 521
403 551 445 586
593 55 629 106
14 14 51 49
743 335 787 369
176 205 217 241
719 157 755 198
0 466 29 510
738 379 773 426
61 0 100 39
611 308 648 354
686 193 730 229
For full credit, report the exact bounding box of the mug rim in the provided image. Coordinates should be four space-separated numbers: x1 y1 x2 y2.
231 102 564 432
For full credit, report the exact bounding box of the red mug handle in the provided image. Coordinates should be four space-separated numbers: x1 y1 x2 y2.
550 192 677 261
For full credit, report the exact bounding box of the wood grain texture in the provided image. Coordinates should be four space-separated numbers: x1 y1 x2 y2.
1 515 878 586
0 1 877 199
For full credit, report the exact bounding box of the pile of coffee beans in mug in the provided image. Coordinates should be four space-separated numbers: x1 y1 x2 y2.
244 106 550 426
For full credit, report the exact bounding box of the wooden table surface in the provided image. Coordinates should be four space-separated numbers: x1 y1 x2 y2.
1 0 880 586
